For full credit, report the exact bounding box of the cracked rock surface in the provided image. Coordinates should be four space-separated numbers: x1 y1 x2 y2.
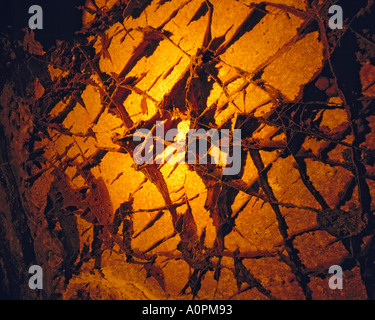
1 0 375 300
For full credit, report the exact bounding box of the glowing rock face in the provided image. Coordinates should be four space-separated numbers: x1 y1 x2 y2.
43 0 353 299
3 0 374 300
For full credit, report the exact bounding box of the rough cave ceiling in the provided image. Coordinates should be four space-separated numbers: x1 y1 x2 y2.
1 0 375 300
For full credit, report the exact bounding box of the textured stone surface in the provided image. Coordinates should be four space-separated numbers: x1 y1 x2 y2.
1 0 375 300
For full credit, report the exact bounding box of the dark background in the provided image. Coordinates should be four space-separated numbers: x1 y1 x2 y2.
0 0 373 51
0 0 86 48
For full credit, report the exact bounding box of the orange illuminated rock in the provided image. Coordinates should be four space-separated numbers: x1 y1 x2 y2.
0 0 373 301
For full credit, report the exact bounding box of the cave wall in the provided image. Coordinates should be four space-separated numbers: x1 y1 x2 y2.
1 0 375 300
